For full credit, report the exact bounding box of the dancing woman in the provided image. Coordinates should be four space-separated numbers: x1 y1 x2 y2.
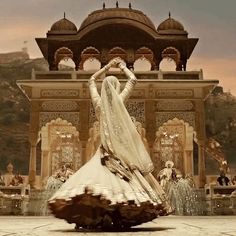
49 58 171 229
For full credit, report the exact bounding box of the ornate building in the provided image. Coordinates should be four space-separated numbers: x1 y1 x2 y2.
17 5 218 188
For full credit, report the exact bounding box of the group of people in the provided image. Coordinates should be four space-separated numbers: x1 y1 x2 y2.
53 163 74 183
157 160 197 215
0 163 24 187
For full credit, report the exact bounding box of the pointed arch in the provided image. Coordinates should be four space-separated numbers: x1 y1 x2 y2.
160 47 180 71
108 47 127 61
54 47 74 64
80 46 101 70
153 118 196 177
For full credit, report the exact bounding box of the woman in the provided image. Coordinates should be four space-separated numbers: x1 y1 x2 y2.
49 58 170 229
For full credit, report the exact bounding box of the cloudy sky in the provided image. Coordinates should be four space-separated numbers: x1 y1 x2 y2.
0 0 235 95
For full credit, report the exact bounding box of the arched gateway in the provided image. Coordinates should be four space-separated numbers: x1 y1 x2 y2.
17 5 218 188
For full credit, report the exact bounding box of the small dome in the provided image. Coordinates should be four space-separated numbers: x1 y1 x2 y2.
157 14 187 35
48 16 77 34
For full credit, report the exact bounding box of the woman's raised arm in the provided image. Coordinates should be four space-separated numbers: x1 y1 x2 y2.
89 59 121 107
119 64 137 102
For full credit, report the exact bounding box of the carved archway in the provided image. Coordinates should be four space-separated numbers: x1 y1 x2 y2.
152 118 196 177
108 47 127 62
54 47 75 69
40 118 82 187
160 47 181 71
80 46 101 70
134 47 154 70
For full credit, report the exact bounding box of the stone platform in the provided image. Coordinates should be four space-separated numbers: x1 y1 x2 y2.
0 216 236 236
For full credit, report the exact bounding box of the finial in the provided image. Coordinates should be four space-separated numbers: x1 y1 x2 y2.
169 11 171 18
103 2 105 9
64 12 66 19
129 2 132 9
116 1 119 8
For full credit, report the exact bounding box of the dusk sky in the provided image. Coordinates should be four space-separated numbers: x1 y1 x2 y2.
0 0 235 95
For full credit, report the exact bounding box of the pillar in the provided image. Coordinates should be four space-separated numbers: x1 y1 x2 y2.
195 100 207 188
145 100 156 146
28 102 40 189
41 150 50 188
184 150 194 175
198 140 206 188
28 132 38 189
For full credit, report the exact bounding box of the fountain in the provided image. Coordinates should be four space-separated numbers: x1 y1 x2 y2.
158 161 205 215
28 164 74 216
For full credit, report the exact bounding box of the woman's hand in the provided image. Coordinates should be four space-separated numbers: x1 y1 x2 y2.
106 57 123 70
118 61 126 71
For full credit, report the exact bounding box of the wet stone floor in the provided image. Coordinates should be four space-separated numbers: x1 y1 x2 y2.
0 215 236 236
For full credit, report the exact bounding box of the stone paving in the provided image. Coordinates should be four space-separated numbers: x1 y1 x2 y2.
0 216 236 236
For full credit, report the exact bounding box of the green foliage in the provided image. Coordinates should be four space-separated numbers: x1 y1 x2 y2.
0 100 15 110
1 113 16 125
5 136 16 148
17 110 30 123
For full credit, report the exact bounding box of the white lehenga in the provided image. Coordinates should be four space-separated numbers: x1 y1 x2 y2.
49 62 171 229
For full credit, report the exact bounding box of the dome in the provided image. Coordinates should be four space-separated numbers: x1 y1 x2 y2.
48 17 77 34
157 14 187 35
79 8 157 34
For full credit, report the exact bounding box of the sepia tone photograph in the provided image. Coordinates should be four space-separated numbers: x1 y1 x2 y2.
0 0 236 235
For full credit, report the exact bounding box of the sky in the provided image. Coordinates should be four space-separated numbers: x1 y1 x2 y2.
0 0 235 95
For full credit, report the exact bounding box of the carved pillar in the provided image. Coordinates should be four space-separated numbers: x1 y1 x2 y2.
79 100 90 164
145 100 156 145
176 60 182 71
184 150 193 175
197 141 206 187
183 59 187 71
195 100 207 188
28 102 40 188
28 132 38 189
41 150 49 187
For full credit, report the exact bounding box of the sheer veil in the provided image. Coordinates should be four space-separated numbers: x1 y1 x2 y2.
100 76 154 174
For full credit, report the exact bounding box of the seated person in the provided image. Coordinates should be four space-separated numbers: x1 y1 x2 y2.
232 175 236 185
0 172 5 186
10 172 24 186
217 171 230 186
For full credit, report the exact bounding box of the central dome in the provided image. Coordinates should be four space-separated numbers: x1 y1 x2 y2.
79 8 156 32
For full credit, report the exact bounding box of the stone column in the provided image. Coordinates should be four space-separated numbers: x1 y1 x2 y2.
41 150 50 188
195 100 207 188
184 150 194 175
78 100 90 164
28 102 40 189
145 100 156 145
198 140 206 187
28 133 38 189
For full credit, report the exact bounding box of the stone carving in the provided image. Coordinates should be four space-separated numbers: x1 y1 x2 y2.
39 112 79 128
41 89 79 97
50 126 78 136
155 89 193 98
42 101 78 111
156 112 195 129
156 100 194 111
89 101 145 126
126 101 145 124
130 89 146 98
